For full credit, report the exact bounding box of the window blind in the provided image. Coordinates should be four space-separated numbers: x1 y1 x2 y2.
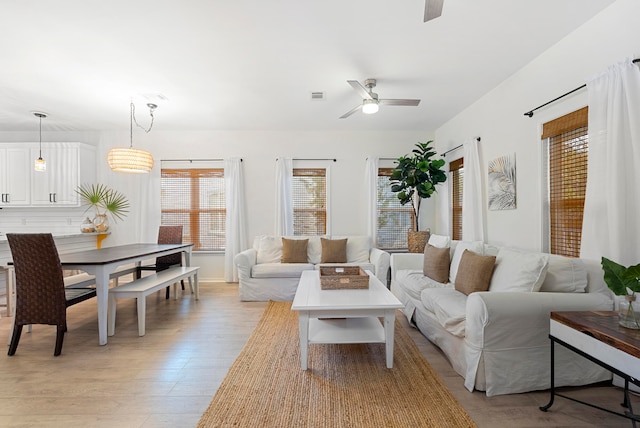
376 168 414 250
161 168 225 251
292 168 326 235
450 158 464 241
545 109 588 257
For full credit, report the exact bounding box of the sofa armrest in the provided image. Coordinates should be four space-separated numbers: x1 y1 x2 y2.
234 248 257 281
466 291 614 351
369 248 390 284
390 253 424 281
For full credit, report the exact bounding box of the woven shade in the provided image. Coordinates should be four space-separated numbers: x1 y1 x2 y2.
107 147 154 173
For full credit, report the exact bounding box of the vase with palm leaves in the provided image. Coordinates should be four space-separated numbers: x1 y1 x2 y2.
76 183 130 233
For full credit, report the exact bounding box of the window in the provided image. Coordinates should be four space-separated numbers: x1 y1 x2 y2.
542 107 588 257
292 168 326 235
376 168 414 250
161 168 225 251
450 158 464 241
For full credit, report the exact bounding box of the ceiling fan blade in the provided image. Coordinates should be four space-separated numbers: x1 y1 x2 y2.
339 104 362 119
379 99 421 106
347 80 373 100
424 0 444 22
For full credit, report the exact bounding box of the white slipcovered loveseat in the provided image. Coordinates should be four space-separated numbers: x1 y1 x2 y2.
390 236 615 397
235 235 390 301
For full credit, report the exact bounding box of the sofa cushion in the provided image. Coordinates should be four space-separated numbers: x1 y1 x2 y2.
395 269 451 301
333 235 371 263
421 288 468 337
252 263 314 278
428 234 451 248
281 238 309 263
256 236 282 264
423 244 450 283
539 254 588 293
489 247 550 292
449 241 484 284
321 238 348 263
455 250 496 295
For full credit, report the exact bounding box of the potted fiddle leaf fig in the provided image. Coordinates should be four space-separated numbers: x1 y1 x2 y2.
76 183 130 233
390 141 447 252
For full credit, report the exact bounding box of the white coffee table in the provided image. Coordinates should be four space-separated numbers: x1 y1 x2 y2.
291 269 403 370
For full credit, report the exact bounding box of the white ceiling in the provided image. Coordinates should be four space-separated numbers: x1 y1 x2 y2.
0 0 615 133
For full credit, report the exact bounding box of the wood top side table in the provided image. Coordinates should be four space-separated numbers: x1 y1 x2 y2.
540 311 640 427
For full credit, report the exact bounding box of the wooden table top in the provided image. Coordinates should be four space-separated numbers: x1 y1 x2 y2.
551 311 640 359
58 243 193 265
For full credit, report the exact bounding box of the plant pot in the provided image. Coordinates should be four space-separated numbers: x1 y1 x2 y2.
618 295 640 330
407 230 430 253
93 213 110 233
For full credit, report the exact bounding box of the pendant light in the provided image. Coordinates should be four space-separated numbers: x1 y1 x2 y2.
34 112 47 172
107 102 156 173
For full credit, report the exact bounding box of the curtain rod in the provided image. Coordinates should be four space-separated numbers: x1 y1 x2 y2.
524 58 640 118
161 158 242 162
276 158 336 162
442 137 481 157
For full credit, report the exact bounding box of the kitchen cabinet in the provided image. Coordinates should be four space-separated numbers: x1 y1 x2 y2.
30 143 96 206
0 147 31 206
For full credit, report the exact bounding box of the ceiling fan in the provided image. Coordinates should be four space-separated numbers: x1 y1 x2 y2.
339 79 421 119
424 0 444 22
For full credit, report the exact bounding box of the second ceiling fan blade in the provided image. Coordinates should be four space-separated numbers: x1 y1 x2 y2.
339 104 362 119
379 99 420 106
424 0 444 22
347 80 373 100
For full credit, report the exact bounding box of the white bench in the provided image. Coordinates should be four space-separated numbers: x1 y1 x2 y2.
107 266 199 337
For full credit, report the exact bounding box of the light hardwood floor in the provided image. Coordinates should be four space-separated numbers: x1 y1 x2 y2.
0 282 636 427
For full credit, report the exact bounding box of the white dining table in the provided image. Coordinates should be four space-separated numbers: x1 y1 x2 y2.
58 243 194 345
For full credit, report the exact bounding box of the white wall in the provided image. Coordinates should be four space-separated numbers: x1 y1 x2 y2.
433 0 640 251
1 130 433 280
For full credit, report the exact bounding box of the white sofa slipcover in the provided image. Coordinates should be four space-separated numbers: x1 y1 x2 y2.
235 235 390 301
390 240 615 397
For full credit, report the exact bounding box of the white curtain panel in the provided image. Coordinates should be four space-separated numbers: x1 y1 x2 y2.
364 156 379 246
224 158 247 282
462 137 485 241
275 157 293 236
581 58 640 265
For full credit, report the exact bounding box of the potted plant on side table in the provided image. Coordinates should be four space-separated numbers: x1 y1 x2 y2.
601 257 640 329
76 183 130 233
390 140 447 253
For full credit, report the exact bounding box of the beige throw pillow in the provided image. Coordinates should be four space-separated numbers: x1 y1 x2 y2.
454 250 496 295
423 244 450 283
320 238 348 263
281 238 309 263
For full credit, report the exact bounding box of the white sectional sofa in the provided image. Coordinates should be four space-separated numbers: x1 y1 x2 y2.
390 237 615 397
235 235 390 301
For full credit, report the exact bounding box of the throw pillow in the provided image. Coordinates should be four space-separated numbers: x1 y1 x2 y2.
454 250 496 295
256 236 282 264
423 244 450 283
320 238 348 263
489 247 550 292
332 235 371 262
281 238 309 263
539 254 588 293
449 241 485 284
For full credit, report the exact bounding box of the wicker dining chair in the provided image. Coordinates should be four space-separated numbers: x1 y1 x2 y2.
6 233 97 356
136 225 186 299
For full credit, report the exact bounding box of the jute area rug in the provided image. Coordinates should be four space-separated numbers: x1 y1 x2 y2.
197 301 476 428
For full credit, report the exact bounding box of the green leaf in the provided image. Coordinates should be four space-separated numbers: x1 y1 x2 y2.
601 257 640 295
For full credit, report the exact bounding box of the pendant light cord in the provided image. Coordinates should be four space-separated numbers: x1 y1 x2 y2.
129 101 157 148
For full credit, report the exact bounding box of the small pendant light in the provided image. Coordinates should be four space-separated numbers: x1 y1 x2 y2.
34 112 47 172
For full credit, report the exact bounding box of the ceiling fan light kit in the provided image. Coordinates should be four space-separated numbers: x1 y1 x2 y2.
340 78 420 119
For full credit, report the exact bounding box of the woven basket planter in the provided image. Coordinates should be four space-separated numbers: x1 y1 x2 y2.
407 230 430 253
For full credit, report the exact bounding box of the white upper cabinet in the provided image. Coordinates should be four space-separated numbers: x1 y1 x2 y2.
0 146 31 206
30 143 96 206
